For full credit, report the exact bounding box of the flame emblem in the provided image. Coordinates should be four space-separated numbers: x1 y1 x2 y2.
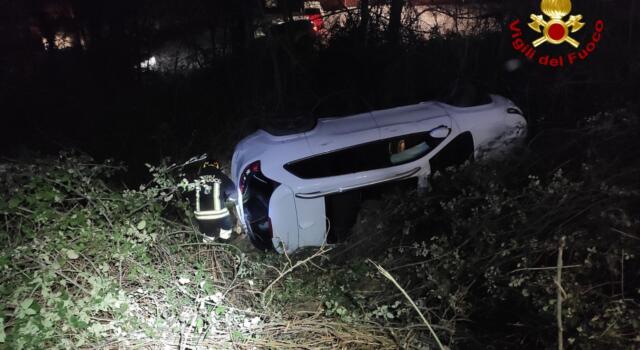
529 0 585 48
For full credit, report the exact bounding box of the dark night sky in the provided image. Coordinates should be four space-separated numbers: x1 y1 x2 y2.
0 0 638 169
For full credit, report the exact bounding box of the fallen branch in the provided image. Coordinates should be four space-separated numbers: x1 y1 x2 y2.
556 236 566 350
611 227 640 241
261 245 331 306
509 264 581 274
370 259 447 350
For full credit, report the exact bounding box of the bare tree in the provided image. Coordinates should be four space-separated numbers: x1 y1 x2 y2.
359 0 370 45
388 0 404 45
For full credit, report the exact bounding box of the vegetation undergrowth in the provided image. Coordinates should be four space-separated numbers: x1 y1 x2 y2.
0 154 392 349
370 109 640 348
1 109 639 349
254 110 640 349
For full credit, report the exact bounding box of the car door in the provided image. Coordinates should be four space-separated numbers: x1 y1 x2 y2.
370 102 452 181
304 111 380 155
372 102 450 140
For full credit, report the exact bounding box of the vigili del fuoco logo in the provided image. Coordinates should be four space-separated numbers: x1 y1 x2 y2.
509 0 604 68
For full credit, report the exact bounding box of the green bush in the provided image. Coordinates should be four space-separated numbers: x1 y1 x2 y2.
0 153 181 348
0 153 396 349
1 110 638 349
368 110 640 348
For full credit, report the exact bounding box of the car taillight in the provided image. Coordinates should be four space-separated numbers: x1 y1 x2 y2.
239 161 261 193
306 14 323 31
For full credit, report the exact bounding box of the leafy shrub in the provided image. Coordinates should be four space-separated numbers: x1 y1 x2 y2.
0 153 397 349
1 110 638 349
264 109 640 349
0 153 182 348
366 109 640 348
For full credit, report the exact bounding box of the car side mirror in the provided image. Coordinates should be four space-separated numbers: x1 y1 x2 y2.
429 126 451 139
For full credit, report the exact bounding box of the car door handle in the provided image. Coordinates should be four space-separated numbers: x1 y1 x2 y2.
295 167 421 199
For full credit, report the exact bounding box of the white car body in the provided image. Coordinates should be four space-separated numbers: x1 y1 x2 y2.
231 94 526 253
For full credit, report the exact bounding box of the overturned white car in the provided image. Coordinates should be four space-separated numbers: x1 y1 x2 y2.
231 94 526 253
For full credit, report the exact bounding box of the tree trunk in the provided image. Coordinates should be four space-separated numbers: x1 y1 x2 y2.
629 0 636 51
359 0 369 45
230 1 251 56
388 0 404 45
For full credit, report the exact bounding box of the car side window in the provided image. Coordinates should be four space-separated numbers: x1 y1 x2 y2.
429 131 474 172
389 133 431 165
285 126 450 179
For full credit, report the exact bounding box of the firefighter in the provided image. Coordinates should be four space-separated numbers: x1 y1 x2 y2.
193 160 238 242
